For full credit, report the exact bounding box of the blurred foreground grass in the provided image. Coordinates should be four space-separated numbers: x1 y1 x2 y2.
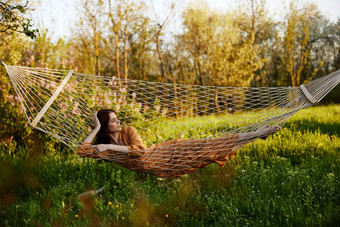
0 105 339 226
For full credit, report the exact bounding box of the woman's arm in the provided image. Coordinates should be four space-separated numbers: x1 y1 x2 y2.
82 111 101 144
93 126 147 156
94 144 129 153
83 126 101 143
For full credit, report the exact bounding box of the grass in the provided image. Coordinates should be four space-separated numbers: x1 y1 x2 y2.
0 105 339 226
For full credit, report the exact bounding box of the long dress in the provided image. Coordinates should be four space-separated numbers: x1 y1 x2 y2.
77 126 239 177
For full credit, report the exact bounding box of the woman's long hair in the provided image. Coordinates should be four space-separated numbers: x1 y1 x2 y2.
94 109 116 145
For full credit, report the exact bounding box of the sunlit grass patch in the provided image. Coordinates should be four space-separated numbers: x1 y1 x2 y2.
0 105 339 226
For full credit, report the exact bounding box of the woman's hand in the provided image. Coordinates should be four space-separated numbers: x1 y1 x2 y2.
92 111 101 129
92 144 107 156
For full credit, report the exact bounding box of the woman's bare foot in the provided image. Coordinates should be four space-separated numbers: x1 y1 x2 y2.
237 125 281 144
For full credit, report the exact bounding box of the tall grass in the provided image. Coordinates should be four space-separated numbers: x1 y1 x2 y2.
0 105 339 226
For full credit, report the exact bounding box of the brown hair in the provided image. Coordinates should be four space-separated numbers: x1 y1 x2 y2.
94 109 117 145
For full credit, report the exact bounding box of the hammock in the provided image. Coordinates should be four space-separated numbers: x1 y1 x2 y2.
2 60 340 176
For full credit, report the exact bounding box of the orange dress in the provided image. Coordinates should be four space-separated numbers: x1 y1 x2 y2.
77 126 239 177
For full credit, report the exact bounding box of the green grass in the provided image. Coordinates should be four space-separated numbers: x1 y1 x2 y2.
0 105 339 226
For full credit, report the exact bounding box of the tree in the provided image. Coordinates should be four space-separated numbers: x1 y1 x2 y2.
0 1 38 38
182 1 263 87
128 13 156 81
108 0 142 84
282 2 311 87
151 0 176 83
72 0 105 75
236 0 279 86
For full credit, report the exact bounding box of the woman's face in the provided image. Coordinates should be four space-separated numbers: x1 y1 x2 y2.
107 112 121 133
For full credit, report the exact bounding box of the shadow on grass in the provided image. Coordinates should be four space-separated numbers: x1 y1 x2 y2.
285 119 340 136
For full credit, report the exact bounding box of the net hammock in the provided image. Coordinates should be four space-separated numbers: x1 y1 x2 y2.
2 60 340 177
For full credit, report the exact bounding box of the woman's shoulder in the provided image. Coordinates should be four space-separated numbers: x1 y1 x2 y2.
122 126 137 133
122 126 141 141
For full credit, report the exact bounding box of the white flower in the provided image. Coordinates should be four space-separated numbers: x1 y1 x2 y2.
327 173 334 178
132 91 136 99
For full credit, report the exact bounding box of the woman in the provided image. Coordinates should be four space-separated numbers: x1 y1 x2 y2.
77 109 280 177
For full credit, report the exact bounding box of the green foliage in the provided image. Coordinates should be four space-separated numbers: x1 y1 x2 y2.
0 35 35 155
0 1 38 39
0 30 73 157
0 105 339 226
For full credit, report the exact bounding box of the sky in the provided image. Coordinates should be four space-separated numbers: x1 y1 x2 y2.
28 0 340 42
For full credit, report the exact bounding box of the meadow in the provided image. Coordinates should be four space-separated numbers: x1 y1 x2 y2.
0 105 339 226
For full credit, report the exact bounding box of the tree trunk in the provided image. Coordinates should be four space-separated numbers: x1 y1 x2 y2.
115 31 121 88
156 29 166 82
124 28 128 85
94 19 101 76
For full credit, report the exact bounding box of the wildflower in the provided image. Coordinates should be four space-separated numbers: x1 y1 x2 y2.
122 217 125 220
29 54 35 63
144 105 149 112
155 105 160 112
108 201 112 206
327 173 334 178
165 214 169 218
104 97 110 105
116 204 119 208
7 95 13 102
132 91 136 99
75 214 79 218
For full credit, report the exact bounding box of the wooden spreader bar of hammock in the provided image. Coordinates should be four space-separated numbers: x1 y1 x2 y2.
31 70 74 127
299 84 319 105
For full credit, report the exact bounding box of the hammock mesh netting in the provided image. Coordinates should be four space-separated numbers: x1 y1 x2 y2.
2 61 340 176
